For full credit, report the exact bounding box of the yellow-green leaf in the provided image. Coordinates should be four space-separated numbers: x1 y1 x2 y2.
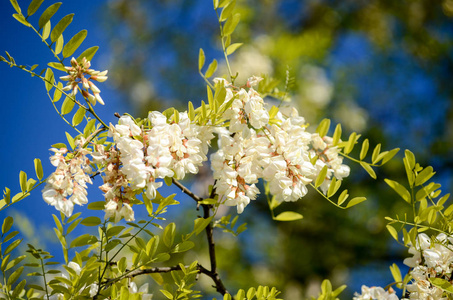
223 13 240 36
198 48 205 71
61 96 75 115
205 59 218 78
44 68 54 92
316 118 330 138
226 42 243 55
360 138 369 160
72 106 86 126
385 179 411 204
344 132 357 154
337 189 349 206
332 123 342 146
360 162 376 179
415 166 435 186
42 20 51 41
63 30 87 58
77 46 99 62
54 34 64 55
274 211 303 221
346 196 366 208
38 2 62 29
10 0 21 14
12 14 31 27
53 82 63 102
371 143 381 164
19 171 27 192
50 14 74 43
386 225 398 241
315 165 328 188
34 158 43 180
27 0 45 17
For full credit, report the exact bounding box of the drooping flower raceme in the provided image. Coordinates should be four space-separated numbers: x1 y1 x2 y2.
60 57 108 105
42 73 352 218
42 139 92 217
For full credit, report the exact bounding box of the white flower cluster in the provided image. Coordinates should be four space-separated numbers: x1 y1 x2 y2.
61 57 108 105
42 74 352 218
42 140 92 217
354 233 453 300
211 77 350 213
402 233 453 300
309 133 350 194
353 285 398 300
96 113 213 222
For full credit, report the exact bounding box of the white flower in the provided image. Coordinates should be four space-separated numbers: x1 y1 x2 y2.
353 285 399 300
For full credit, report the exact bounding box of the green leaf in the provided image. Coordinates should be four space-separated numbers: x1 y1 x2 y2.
194 217 212 235
274 211 303 221
44 68 55 92
172 241 195 253
19 171 27 192
4 239 21 255
332 123 342 146
7 266 23 286
346 196 366 208
337 189 349 206
65 132 75 150
10 0 21 14
70 234 97 248
381 148 400 165
77 46 99 62
72 106 86 126
12 14 31 27
205 59 218 78
327 177 341 198
188 101 195 121
429 278 453 294
226 43 243 57
34 158 43 180
386 225 398 241
223 13 240 36
316 118 330 138
54 32 64 54
50 14 74 43
48 62 66 72
107 226 125 238
62 30 87 58
359 138 369 160
415 166 435 186
80 217 101 227
2 216 14 234
219 0 236 22
27 0 45 17
160 289 173 299
42 20 51 40
344 132 357 155
404 149 416 169
61 96 75 115
360 162 376 179
163 222 176 248
38 2 62 29
371 143 381 164
315 165 328 188
5 255 26 271
198 48 205 71
385 179 411 204
12 279 26 298
52 214 63 233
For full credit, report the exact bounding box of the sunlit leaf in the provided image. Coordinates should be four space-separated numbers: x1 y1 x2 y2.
50 14 74 43
38 2 62 29
274 211 303 221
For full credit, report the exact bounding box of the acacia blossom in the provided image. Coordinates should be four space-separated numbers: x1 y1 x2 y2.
61 57 108 105
42 139 92 217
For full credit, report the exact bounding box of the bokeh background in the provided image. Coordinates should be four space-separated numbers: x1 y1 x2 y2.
1 0 453 298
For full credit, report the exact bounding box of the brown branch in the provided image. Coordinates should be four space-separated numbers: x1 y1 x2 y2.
172 178 203 202
102 265 187 287
170 179 231 297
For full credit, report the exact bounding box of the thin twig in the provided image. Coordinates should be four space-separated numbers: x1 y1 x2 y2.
172 178 203 202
